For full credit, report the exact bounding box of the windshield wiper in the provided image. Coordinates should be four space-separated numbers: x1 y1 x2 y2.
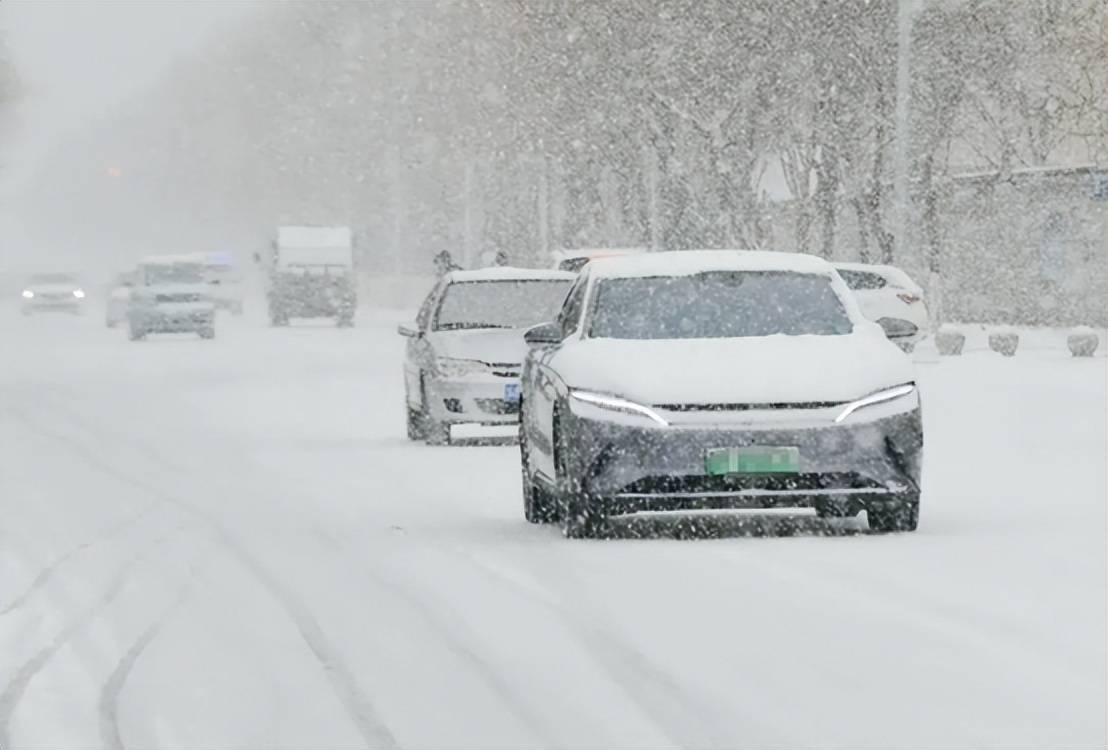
436 322 512 330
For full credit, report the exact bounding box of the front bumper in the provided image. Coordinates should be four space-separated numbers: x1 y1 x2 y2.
564 407 923 516
131 306 214 333
23 298 82 313
425 376 521 425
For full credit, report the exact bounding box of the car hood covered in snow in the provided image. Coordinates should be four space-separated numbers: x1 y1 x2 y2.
554 327 914 405
26 283 81 294
430 328 529 365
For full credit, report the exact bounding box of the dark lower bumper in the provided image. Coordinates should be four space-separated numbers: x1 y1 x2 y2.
132 313 213 332
565 409 923 516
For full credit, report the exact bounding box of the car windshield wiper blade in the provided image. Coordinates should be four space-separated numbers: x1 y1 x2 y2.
437 322 512 330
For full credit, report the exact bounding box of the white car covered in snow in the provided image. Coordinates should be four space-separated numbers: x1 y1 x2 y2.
105 269 135 327
20 272 86 315
835 262 930 350
519 250 923 537
399 267 576 445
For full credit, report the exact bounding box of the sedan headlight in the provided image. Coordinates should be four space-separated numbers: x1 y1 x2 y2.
833 383 916 423
21 289 33 299
569 390 670 427
434 358 490 377
72 289 86 299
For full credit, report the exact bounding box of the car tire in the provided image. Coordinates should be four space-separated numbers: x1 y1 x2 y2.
406 405 425 441
128 325 146 341
420 377 450 446
867 496 920 533
198 326 215 340
336 315 354 328
554 413 606 539
520 426 557 524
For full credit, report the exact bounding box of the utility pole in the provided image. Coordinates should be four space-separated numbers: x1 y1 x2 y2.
891 0 917 267
462 160 474 268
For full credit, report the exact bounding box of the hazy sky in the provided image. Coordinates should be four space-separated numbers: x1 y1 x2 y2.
0 0 260 188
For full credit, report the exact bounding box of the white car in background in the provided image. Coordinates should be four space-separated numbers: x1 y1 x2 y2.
834 262 929 350
398 267 576 445
21 272 86 315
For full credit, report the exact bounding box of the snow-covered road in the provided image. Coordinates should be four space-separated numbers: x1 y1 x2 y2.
2 308 1105 749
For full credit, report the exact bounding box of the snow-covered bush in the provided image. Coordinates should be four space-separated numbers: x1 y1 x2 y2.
935 327 965 356
1067 327 1099 357
988 330 1020 357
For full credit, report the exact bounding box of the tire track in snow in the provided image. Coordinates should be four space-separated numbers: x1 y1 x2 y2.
0 525 185 749
445 544 756 749
98 584 194 750
319 532 559 748
0 507 155 618
14 397 401 750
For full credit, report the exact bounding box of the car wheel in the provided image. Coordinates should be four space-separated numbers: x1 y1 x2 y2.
867 496 920 533
336 315 354 328
420 377 450 446
554 413 605 538
128 325 146 341
406 401 425 441
521 425 557 524
198 326 215 340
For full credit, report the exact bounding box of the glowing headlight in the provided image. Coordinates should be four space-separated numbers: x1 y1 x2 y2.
435 358 489 377
569 390 669 426
21 289 33 299
833 384 916 423
72 289 86 299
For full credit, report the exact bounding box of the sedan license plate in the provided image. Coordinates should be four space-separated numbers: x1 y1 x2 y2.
504 383 521 404
706 446 799 475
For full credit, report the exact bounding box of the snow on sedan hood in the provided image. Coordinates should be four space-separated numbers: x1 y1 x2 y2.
27 283 81 294
555 327 914 406
428 327 529 365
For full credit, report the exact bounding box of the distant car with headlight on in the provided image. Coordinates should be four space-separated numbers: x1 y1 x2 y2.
398 267 576 445
21 272 86 315
519 250 922 537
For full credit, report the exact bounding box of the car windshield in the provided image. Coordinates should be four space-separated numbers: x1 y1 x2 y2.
838 269 888 290
434 279 572 331
29 273 78 285
588 271 854 339
143 263 205 285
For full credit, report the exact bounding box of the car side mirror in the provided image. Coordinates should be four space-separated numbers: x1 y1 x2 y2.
524 322 562 346
877 317 918 340
397 323 421 338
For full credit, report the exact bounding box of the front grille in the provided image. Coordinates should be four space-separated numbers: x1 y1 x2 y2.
476 398 520 415
156 293 202 303
617 472 884 496
654 401 847 412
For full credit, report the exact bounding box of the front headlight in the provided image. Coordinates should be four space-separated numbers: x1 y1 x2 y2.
569 390 670 427
434 358 490 377
72 289 85 298
833 383 916 423
21 289 33 299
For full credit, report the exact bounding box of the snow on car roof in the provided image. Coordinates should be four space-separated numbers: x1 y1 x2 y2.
445 266 577 283
586 250 836 279
834 262 922 292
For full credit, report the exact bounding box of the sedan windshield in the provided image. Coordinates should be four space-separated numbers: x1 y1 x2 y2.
143 263 205 285
29 272 78 285
435 279 572 331
588 271 853 339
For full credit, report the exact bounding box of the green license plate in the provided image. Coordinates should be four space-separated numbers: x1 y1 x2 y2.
705 446 800 475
